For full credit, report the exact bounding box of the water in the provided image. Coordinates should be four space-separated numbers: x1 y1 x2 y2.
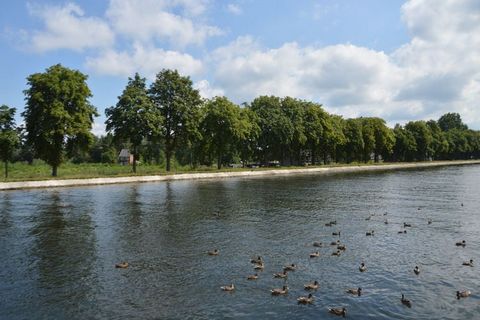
1 165 479 319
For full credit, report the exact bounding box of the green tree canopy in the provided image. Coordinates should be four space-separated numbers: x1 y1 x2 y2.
0 105 20 178
105 73 160 172
438 113 467 132
22 64 98 176
149 69 202 171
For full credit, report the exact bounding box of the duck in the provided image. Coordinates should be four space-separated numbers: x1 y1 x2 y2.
455 240 466 247
208 249 219 256
273 271 288 279
398 230 407 234
297 293 314 304
310 251 320 258
247 274 258 280
401 294 412 307
221 283 235 291
254 262 265 270
359 262 367 272
115 262 129 269
427 219 432 225
337 244 346 251
346 287 362 296
332 250 341 256
404 223 412 228
366 230 374 236
330 240 340 245
462 259 473 267
456 290 471 299
365 216 371 221
384 220 389 224
304 280 319 290
271 285 288 295
414 266 420 275
283 264 297 272
330 220 337 225
328 307 347 317
332 231 341 236
313 241 323 247
325 222 332 227
250 256 263 264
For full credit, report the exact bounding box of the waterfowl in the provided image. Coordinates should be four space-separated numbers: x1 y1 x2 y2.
297 293 314 304
221 283 235 291
384 220 389 224
271 285 288 295
328 307 347 317
208 249 219 256
313 241 323 247
274 271 288 279
325 222 332 227
304 280 319 290
401 294 412 307
330 240 340 245
398 230 407 234
115 262 129 269
332 231 341 236
404 223 412 228
332 250 341 256
251 256 263 264
346 287 362 296
427 219 432 225
414 266 420 275
337 244 346 251
456 290 471 299
330 220 337 225
310 251 320 258
247 274 258 280
462 259 473 267
254 262 265 270
455 240 466 247
461 203 464 207
366 230 374 236
284 264 297 272
359 262 367 272
365 216 371 221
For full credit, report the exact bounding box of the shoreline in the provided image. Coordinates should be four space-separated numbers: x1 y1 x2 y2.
1 160 480 191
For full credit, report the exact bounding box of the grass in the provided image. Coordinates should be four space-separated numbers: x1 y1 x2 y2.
1 159 472 183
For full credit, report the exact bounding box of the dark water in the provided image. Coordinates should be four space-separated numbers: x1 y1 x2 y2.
1 165 479 319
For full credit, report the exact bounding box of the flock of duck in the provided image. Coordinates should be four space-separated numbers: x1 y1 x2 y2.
203 208 474 318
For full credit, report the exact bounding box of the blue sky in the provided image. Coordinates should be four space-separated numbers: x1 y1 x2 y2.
1 0 480 134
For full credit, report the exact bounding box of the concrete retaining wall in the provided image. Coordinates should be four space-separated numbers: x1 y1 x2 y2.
1 160 480 191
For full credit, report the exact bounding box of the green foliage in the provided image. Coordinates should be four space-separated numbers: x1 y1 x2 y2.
22 64 98 176
0 105 20 178
405 121 433 161
438 113 467 132
149 69 202 171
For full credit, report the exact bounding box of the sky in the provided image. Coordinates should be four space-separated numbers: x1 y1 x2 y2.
1 0 480 135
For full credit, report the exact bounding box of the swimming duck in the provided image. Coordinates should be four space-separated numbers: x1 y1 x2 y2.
332 250 341 256
274 271 288 279
346 287 362 296
462 259 473 267
313 241 323 247
414 266 420 275
297 293 314 304
254 262 265 270
404 223 412 228
325 222 332 227
271 285 288 295
331 240 340 245
251 256 263 264
304 280 319 290
398 230 407 234
365 216 371 221
401 294 412 307
247 274 258 280
332 231 341 236
359 262 367 272
328 307 347 317
337 244 346 251
330 220 337 225
221 283 235 291
284 264 297 272
208 249 219 256
427 219 432 225
366 230 374 236
456 290 471 299
310 251 320 258
455 240 466 247
115 262 129 269
384 220 388 224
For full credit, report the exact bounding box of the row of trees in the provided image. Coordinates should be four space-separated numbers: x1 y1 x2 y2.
2 64 480 178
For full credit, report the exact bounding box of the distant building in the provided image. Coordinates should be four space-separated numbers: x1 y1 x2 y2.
118 149 133 165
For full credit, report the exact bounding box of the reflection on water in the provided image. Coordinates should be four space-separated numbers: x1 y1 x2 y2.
1 165 480 319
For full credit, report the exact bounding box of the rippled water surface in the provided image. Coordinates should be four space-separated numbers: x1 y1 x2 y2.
1 165 480 319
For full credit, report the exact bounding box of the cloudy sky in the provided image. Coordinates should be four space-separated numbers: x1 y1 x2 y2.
1 0 480 134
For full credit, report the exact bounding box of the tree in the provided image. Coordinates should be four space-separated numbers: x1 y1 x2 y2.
105 73 160 173
343 118 364 163
22 64 98 176
0 105 19 178
438 113 467 132
392 124 417 162
303 102 330 164
405 121 433 161
149 69 202 171
238 106 260 167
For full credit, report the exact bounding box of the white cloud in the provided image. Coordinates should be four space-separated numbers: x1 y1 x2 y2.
85 44 203 79
226 3 242 15
194 79 224 99
28 3 114 52
106 0 222 47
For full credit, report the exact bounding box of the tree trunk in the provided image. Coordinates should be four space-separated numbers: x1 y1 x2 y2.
132 146 137 173
166 150 171 172
4 161 8 179
52 165 58 177
217 153 222 170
